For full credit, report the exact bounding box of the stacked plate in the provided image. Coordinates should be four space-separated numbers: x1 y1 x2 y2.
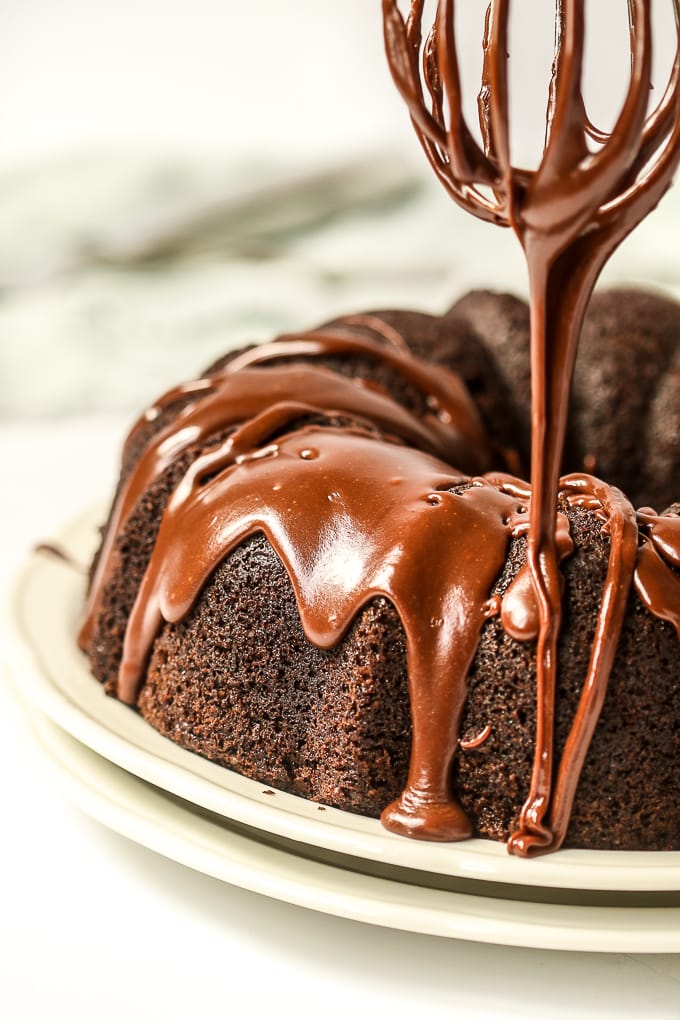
10 508 680 953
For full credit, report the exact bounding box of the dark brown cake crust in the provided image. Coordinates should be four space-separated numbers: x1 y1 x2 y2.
441 289 680 511
83 291 680 852
315 288 680 511
456 502 680 851
121 499 679 852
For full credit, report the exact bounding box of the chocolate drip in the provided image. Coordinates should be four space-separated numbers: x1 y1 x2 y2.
224 329 489 462
118 424 526 838
104 375 674 852
525 475 640 854
34 542 84 571
79 326 489 652
383 0 680 855
635 508 680 637
83 322 680 852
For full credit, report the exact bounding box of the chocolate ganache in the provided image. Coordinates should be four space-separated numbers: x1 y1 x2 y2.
79 4 680 856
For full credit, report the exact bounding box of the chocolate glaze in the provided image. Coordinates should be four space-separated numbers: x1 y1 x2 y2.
79 328 489 651
636 508 680 637
120 429 522 839
83 322 680 852
383 0 680 853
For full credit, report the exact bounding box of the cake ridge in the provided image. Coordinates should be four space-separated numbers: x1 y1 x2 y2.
81 315 680 854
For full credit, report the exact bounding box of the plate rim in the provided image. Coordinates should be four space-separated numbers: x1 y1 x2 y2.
10 506 680 894
21 700 680 953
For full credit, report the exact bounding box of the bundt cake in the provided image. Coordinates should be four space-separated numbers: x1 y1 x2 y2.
79 1 680 857
78 288 680 855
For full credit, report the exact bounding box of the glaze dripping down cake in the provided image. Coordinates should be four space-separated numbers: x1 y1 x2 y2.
79 288 680 854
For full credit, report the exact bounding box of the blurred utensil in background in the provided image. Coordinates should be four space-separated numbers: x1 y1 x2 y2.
0 152 420 292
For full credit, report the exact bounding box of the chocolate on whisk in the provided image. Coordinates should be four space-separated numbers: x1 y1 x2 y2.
383 0 680 854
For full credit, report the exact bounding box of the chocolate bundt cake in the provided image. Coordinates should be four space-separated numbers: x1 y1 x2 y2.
79 288 680 855
78 1 680 858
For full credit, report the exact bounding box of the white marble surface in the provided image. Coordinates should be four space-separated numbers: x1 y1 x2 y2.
2 151 680 424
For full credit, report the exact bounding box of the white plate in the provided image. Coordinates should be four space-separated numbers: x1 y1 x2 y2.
11 507 680 894
20 701 680 953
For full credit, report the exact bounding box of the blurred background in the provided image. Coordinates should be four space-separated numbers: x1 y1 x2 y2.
1 0 679 421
